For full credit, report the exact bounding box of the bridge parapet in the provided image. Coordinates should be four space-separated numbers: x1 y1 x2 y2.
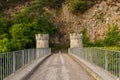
70 33 83 48
68 48 120 80
1 48 51 80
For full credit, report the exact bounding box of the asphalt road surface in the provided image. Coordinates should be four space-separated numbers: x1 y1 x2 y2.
28 53 95 80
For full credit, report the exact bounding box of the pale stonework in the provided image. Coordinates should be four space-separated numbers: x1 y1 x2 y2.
36 34 49 48
70 33 83 48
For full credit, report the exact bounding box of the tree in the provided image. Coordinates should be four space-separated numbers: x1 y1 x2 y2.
10 23 32 50
36 17 58 35
0 0 58 52
0 18 10 39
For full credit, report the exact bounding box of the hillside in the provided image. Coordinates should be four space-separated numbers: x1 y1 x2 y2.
42 0 120 47
0 0 120 52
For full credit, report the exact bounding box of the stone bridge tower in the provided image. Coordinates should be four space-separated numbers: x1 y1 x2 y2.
36 34 49 48
70 33 83 48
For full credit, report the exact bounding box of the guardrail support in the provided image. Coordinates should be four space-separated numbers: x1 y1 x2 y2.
13 52 16 73
105 51 108 71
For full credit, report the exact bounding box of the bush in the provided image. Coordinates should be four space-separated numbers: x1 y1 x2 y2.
81 27 105 47
0 38 10 53
80 28 91 47
91 40 104 47
66 0 93 13
45 0 63 8
104 24 120 46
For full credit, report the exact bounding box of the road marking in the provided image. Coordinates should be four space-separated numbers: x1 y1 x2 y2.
60 54 65 65
45 55 59 80
60 54 70 80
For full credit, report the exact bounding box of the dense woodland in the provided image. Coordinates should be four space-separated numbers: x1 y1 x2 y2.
0 0 120 53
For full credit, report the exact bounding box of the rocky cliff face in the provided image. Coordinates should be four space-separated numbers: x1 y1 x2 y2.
48 0 120 43
81 0 120 42
1 0 33 18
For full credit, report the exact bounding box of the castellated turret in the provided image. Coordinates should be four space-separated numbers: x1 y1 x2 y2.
36 34 49 48
70 33 83 48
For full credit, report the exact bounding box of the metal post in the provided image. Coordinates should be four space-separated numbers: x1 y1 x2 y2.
8 53 11 75
83 48 85 59
90 48 92 63
96 49 98 66
85 48 87 60
115 53 118 77
36 48 39 58
81 48 83 58
105 50 108 71
13 52 16 73
5 53 9 76
22 50 25 66
0 54 2 80
112 51 114 75
34 49 35 60
9 53 12 76
31 49 33 61
28 50 30 64
4 54 7 78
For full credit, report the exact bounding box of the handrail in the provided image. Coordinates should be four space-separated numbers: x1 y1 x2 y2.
69 48 120 80
0 48 51 80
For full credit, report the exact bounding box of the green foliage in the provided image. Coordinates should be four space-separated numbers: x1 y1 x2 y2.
80 28 91 47
25 0 44 13
1 0 58 52
0 38 10 53
104 24 120 46
36 17 58 35
66 0 93 13
96 47 120 51
11 0 59 50
0 18 7 37
45 0 63 9
90 40 104 47
81 24 120 47
0 18 11 39
9 17 58 51
14 13 30 23
10 23 32 50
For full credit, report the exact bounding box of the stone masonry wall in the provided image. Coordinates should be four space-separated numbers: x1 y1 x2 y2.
70 33 83 48
36 34 49 48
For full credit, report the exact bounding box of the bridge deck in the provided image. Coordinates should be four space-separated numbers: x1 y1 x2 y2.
28 53 95 80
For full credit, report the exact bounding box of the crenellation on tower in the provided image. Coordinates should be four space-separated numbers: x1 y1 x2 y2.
70 33 82 39
36 34 49 40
